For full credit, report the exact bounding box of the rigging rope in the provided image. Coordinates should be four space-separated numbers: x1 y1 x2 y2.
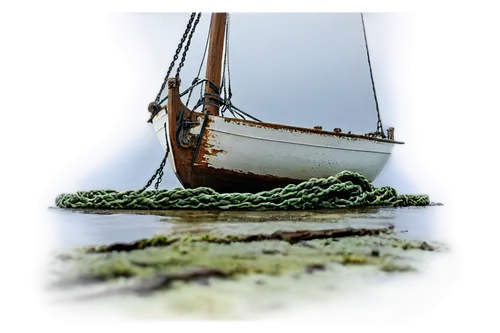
56 171 429 211
186 16 212 107
176 13 202 79
360 13 386 138
149 12 262 122
145 13 201 189
144 14 395 193
154 13 197 105
219 14 262 122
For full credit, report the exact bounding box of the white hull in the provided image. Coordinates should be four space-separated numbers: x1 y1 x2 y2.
153 110 178 175
153 110 395 184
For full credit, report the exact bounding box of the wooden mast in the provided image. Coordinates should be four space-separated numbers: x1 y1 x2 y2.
204 13 227 116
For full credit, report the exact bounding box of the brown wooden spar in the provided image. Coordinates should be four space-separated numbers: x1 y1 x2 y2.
203 13 227 116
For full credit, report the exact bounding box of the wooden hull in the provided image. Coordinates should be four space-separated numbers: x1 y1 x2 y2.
151 78 403 193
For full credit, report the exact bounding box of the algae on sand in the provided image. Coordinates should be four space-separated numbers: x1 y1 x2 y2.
47 208 448 319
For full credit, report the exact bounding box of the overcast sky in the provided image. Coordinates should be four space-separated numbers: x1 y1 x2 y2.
69 12 425 196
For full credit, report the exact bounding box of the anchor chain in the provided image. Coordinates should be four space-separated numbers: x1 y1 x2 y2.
176 13 202 79
154 13 197 106
145 13 202 190
140 124 170 192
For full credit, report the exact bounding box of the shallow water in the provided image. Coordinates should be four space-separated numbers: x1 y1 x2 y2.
45 205 454 320
48 206 448 251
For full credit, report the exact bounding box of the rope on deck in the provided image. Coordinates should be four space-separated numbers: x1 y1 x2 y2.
55 171 429 210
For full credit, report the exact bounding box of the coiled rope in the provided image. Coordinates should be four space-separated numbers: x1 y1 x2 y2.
55 171 429 211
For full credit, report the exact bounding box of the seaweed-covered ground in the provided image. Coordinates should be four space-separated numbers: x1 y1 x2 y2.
45 207 450 320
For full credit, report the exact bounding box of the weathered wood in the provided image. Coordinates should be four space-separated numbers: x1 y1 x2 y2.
159 79 402 193
204 13 227 116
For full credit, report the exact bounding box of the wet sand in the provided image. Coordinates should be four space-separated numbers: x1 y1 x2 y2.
45 206 452 320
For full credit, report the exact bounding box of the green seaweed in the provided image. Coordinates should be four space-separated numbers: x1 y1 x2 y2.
55 171 430 211
87 226 395 254
53 230 445 288
37 220 458 322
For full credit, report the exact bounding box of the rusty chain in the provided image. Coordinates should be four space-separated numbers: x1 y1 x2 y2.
154 13 197 105
145 13 202 190
140 123 170 192
176 13 202 79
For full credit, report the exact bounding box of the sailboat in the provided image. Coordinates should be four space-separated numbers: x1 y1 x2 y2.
147 13 403 193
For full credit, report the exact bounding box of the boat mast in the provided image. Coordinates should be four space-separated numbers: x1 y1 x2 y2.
204 13 227 116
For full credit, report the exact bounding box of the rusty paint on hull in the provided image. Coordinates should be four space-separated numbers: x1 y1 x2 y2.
221 116 405 145
181 166 302 193
153 77 401 194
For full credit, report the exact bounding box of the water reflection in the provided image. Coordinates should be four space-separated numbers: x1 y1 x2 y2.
48 206 447 250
